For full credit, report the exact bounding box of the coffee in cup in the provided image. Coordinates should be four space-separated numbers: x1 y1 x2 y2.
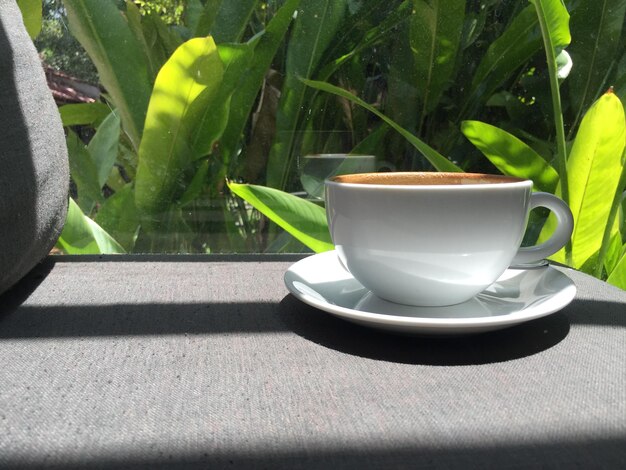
324 172 573 307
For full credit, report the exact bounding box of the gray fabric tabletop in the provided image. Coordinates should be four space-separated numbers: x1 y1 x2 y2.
0 255 625 469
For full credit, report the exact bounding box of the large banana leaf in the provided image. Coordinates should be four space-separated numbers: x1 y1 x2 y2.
220 0 301 171
461 120 559 193
266 0 348 189
64 0 152 151
564 91 626 268
56 198 126 254
190 43 254 159
228 182 333 253
568 0 626 132
302 78 462 172
410 0 465 116
134 37 224 222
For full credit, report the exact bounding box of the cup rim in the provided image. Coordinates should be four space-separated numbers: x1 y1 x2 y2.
326 171 532 189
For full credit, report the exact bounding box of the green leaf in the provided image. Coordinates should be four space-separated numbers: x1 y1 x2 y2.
87 110 121 188
66 131 102 212
604 228 624 275
16 0 41 39
190 43 254 158
125 0 165 82
212 0 258 43
64 0 152 151
462 5 541 118
386 5 420 140
94 184 140 252
607 244 626 289
56 198 126 255
178 160 210 207
191 0 223 37
221 0 301 171
568 0 626 131
266 0 348 189
565 91 626 268
461 120 559 193
302 78 462 172
410 0 465 115
134 37 224 222
227 182 334 253
529 0 571 52
59 102 112 128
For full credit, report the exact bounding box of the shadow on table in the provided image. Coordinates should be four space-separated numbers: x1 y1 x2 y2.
4 434 625 469
278 294 571 366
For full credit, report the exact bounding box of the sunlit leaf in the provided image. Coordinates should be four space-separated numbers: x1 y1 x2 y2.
134 37 224 222
529 0 571 52
16 0 41 39
607 245 626 289
56 198 126 254
461 120 559 192
564 91 625 268
228 181 334 253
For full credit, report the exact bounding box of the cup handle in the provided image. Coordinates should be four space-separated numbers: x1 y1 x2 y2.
511 192 574 266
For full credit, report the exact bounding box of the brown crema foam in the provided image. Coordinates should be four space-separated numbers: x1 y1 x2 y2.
331 172 524 186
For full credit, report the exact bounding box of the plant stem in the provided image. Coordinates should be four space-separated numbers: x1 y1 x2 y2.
532 0 571 264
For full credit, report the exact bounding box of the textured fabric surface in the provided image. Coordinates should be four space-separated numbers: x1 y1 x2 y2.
0 1 69 295
0 255 625 469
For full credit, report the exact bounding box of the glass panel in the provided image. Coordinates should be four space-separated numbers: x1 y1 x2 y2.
32 1 626 279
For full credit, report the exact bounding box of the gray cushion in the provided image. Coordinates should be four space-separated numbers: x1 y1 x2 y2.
0 1 69 295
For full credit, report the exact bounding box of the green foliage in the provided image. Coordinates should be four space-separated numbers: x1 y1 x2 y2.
46 0 626 292
16 0 42 39
461 121 559 193
133 0 185 24
301 79 462 172
134 36 224 222
57 198 126 254
227 181 334 253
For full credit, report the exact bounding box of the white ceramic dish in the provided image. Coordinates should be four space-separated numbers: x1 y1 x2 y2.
284 251 576 335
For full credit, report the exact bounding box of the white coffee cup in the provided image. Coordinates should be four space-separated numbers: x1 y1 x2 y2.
325 172 574 307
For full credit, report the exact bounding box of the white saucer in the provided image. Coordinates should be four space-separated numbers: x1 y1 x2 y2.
284 251 576 335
